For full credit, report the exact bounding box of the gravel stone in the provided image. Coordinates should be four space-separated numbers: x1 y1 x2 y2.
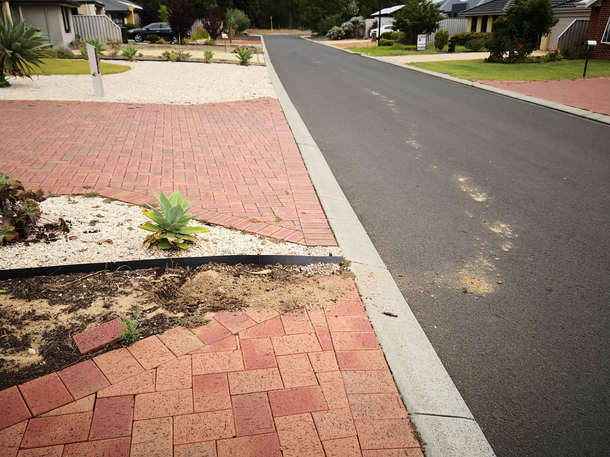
0 196 341 270
0 60 277 105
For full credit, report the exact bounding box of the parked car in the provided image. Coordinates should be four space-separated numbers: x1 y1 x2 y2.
127 22 189 43
370 24 394 39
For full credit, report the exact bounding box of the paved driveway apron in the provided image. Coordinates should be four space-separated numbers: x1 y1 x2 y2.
0 98 335 246
265 35 610 457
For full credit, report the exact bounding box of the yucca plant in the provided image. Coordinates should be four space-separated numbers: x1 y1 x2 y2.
0 16 48 88
235 47 253 66
122 45 138 61
139 190 209 250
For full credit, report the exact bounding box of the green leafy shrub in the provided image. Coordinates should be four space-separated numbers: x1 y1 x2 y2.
157 38 166 44
123 23 139 30
318 14 342 36
139 190 209 250
381 31 392 40
204 38 217 46
434 29 449 51
451 32 491 46
226 8 250 34
191 26 209 40
176 50 191 61
41 46 75 59
0 172 45 243
79 38 106 57
122 45 137 61
203 49 214 63
236 46 253 65
465 38 485 51
0 16 48 87
147 34 161 43
327 26 346 40
560 45 588 60
379 39 394 46
161 50 178 61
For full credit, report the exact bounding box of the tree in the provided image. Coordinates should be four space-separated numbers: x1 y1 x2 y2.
139 3 160 26
302 0 347 34
201 6 225 39
391 0 444 44
225 8 250 34
485 0 557 61
168 1 196 43
159 4 171 22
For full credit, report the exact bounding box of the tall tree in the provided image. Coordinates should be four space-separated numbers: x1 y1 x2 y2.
201 5 225 39
391 0 443 44
169 1 196 41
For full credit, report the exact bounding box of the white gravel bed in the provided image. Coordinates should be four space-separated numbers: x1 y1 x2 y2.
0 60 277 105
0 196 340 270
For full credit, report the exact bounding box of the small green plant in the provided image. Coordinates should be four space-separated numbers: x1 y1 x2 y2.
139 189 209 250
120 307 142 344
106 39 122 57
0 172 45 242
235 47 253 65
203 49 214 63
0 16 48 87
204 38 217 46
465 38 484 52
161 50 178 61
147 34 160 43
434 29 449 51
177 50 191 61
157 38 166 44
379 39 394 46
122 45 138 61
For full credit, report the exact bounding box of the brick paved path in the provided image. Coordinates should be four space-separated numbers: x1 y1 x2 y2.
0 99 335 246
476 77 610 116
0 279 423 457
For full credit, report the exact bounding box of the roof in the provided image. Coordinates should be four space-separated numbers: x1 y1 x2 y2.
8 0 82 6
98 0 141 12
460 0 580 15
371 4 405 16
574 0 600 6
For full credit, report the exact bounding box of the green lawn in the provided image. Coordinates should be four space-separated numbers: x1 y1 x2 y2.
33 59 131 75
347 44 469 56
409 58 610 81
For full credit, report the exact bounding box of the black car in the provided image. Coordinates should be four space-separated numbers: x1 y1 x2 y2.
127 22 187 43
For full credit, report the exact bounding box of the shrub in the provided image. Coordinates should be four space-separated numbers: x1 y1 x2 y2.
381 31 392 40
204 38 217 46
41 46 75 59
139 190 209 250
201 6 225 40
194 26 209 39
326 25 345 40
203 49 214 63
0 16 48 87
318 14 342 36
434 29 449 51
80 38 106 57
226 8 250 34
0 172 45 244
191 32 209 40
236 46 253 65
349 16 365 38
106 38 122 57
123 23 139 30
560 45 587 60
451 32 491 46
157 38 166 44
147 34 160 43
465 38 484 51
340 21 355 38
162 50 178 61
177 51 190 61
122 45 137 61
379 39 394 46
158 4 170 23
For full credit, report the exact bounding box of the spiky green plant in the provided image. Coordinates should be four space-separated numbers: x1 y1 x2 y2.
122 45 138 61
139 190 209 250
0 16 48 87
235 47 253 66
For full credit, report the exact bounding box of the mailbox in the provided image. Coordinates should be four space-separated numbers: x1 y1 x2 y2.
585 40 597 50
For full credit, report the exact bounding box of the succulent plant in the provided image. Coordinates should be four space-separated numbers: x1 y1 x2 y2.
0 16 48 87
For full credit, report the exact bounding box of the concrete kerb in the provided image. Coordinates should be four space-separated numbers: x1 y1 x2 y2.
261 36 496 457
304 37 610 126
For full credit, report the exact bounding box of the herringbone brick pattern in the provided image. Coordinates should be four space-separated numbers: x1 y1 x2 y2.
0 98 335 246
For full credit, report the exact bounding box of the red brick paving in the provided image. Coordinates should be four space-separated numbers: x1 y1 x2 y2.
0 98 336 246
72 318 124 355
0 278 422 456
475 77 610 116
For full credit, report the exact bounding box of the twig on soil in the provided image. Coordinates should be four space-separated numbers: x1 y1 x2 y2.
48 271 104 290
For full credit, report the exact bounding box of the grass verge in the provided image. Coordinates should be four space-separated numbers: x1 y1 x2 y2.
347 44 469 56
33 59 131 75
409 58 610 81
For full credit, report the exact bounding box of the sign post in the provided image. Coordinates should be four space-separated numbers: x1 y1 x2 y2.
86 43 104 98
417 34 427 51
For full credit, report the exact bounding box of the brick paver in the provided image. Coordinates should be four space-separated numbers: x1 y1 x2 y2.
0 99 336 246
0 278 422 456
73 318 124 355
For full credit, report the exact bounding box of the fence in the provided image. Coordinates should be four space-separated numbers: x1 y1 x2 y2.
73 15 121 43
557 19 589 50
426 17 467 43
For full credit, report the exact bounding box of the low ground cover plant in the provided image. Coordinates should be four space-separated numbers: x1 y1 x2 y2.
147 34 161 43
139 190 209 250
0 172 45 244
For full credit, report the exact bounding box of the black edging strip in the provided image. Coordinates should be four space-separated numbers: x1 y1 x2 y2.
0 255 344 281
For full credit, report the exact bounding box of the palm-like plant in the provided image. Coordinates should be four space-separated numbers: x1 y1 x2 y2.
139 190 209 250
0 16 48 88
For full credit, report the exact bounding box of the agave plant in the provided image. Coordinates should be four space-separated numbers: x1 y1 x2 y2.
139 190 209 250
0 16 48 88
235 47 253 66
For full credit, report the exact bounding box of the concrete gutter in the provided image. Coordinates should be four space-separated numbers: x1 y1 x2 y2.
261 37 496 457
306 37 610 126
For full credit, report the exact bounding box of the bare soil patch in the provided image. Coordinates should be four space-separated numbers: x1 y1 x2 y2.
0 262 350 390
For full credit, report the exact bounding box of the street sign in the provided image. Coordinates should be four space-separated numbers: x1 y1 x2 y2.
86 43 104 98
417 34 427 51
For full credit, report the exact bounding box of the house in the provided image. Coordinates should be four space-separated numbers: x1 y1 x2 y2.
459 0 592 51
577 0 610 59
96 0 140 26
0 0 80 45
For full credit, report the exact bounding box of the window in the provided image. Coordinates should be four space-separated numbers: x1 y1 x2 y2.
61 7 71 33
111 13 125 26
481 15 488 32
471 16 478 32
602 16 610 44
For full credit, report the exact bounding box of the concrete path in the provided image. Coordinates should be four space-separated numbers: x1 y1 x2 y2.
0 99 334 246
0 279 423 456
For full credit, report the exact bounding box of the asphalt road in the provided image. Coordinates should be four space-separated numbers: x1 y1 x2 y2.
265 35 610 457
